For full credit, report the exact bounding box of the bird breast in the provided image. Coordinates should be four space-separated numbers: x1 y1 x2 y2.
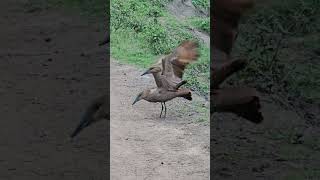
145 89 179 102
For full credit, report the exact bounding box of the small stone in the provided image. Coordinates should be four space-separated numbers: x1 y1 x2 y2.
44 38 51 42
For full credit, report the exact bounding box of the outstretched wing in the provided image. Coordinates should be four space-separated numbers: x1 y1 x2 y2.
171 40 199 78
161 40 200 88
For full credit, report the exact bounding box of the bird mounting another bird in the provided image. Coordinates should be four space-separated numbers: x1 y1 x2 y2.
70 33 110 139
133 40 200 118
211 0 264 123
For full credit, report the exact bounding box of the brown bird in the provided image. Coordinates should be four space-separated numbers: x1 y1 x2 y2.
212 87 263 123
211 0 263 123
212 47 248 89
213 0 254 54
70 95 108 138
133 40 199 118
132 88 192 118
141 40 199 91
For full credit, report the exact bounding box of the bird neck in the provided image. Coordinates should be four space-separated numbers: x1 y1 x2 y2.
152 72 163 87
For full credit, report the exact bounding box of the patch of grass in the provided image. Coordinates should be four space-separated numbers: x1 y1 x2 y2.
184 44 210 95
233 0 320 102
111 0 209 96
187 17 210 33
191 0 210 11
176 99 209 123
111 28 158 68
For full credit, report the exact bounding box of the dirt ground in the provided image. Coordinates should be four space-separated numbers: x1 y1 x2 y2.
0 0 108 179
212 98 320 179
110 60 210 179
0 0 210 179
1 0 319 179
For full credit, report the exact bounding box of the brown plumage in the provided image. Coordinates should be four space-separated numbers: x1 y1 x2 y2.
70 33 109 139
213 0 254 54
141 40 199 91
212 0 263 123
212 87 263 123
134 40 199 118
132 88 192 118
212 47 248 89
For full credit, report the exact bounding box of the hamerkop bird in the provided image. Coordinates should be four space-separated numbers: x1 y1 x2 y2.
211 0 263 123
70 95 108 138
70 32 109 138
133 40 199 118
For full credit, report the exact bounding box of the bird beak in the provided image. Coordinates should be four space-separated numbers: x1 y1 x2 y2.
70 118 90 139
141 69 150 76
132 95 141 105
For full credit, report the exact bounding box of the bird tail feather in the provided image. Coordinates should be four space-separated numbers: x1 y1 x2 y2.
178 89 192 101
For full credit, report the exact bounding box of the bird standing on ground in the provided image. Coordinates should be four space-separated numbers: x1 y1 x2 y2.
132 40 199 118
70 33 109 138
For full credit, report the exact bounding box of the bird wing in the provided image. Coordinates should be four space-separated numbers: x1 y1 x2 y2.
170 40 199 78
149 55 165 88
211 0 263 123
161 40 200 88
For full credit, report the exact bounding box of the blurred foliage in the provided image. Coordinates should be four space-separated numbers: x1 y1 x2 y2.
111 0 210 96
232 0 320 102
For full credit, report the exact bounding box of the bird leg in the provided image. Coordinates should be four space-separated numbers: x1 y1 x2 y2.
164 102 167 118
166 80 188 92
175 80 187 89
160 102 164 118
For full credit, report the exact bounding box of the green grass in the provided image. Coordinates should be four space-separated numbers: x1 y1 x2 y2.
233 0 320 103
39 0 210 96
191 0 210 11
187 17 210 33
111 0 210 96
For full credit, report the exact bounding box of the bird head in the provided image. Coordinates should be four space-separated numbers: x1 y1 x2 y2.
132 91 145 105
141 67 161 76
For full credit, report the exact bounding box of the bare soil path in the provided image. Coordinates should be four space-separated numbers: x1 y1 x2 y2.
167 0 210 47
0 0 107 179
110 59 210 180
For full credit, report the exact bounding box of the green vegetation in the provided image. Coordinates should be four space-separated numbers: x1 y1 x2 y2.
111 0 210 96
191 0 210 11
233 0 320 103
46 0 210 96
187 17 210 33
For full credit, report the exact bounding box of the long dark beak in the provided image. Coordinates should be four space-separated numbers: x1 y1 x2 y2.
132 95 141 105
98 35 110 46
141 69 150 76
70 105 100 138
70 117 90 139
